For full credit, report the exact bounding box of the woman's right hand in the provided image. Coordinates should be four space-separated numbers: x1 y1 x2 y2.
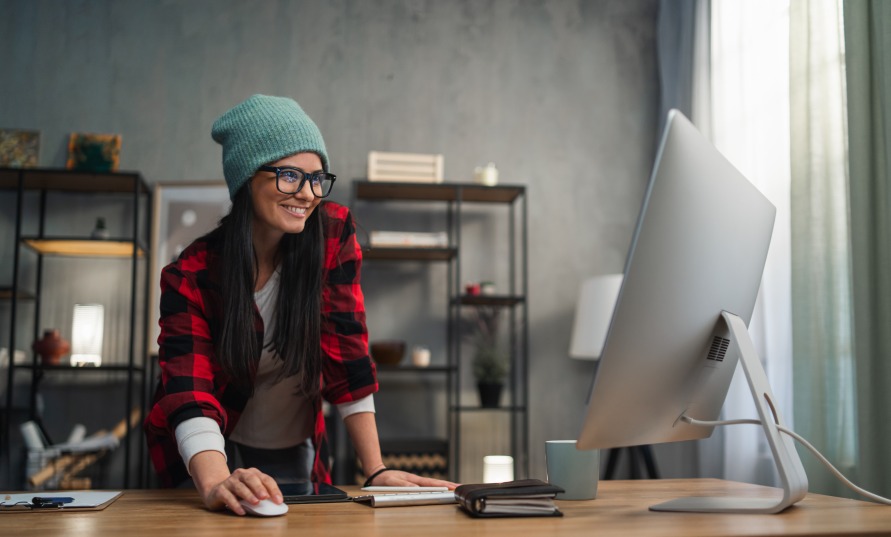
189 451 283 515
200 467 284 515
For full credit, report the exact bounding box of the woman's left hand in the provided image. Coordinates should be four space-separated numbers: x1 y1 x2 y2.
368 469 458 490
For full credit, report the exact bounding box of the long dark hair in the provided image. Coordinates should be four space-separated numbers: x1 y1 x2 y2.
215 184 324 398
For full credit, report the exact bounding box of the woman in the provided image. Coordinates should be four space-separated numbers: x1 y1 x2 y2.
145 94 455 515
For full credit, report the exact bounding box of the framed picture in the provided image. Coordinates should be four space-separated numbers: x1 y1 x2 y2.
149 181 231 354
66 132 122 172
0 129 40 168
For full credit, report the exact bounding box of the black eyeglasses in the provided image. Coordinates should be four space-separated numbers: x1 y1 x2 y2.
258 165 336 198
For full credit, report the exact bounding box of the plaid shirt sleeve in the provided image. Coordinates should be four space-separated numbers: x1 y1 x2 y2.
145 242 236 486
319 202 379 403
153 251 230 429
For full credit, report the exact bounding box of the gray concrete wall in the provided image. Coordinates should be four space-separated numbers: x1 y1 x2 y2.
1 0 695 487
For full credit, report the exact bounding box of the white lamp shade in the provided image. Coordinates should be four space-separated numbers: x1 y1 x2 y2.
71 303 104 366
568 274 623 360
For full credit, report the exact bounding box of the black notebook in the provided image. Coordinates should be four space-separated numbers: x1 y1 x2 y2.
454 479 564 518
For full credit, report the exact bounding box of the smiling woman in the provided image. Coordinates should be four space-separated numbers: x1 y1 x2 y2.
144 94 455 516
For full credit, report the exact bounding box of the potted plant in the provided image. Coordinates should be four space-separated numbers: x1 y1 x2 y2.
470 307 509 408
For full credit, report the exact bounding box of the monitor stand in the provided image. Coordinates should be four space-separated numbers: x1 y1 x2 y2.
650 311 808 514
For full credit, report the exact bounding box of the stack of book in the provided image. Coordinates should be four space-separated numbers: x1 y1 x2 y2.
454 479 564 518
369 231 449 248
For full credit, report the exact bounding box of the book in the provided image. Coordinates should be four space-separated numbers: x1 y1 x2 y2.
369 230 449 248
454 479 564 518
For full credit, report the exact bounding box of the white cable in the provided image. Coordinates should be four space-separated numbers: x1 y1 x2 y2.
681 415 891 505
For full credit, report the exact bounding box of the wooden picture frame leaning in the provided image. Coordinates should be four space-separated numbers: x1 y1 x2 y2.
148 181 230 355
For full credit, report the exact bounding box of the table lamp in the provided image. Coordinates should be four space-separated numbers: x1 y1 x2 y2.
70 303 104 367
568 274 623 360
569 274 660 480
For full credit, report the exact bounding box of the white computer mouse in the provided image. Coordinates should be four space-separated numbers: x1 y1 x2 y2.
238 498 289 517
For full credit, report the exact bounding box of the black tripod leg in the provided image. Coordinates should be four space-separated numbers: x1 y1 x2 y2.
639 445 660 479
603 448 621 480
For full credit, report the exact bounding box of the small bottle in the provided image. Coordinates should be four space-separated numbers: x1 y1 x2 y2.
91 217 110 239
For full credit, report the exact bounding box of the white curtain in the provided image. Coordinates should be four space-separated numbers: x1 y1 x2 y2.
700 0 794 487
695 0 853 493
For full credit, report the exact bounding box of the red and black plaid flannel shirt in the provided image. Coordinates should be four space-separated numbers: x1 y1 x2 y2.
144 201 378 487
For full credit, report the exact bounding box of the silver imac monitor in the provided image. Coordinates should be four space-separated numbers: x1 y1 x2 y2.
577 110 808 514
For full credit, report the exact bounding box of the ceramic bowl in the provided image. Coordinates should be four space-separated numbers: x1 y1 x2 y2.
370 340 406 366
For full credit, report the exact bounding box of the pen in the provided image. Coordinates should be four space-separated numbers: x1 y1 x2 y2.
32 496 74 508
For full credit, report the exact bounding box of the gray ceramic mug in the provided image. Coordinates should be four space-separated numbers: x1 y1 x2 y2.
545 440 600 500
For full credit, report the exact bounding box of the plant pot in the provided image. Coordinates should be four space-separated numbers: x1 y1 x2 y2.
477 381 503 408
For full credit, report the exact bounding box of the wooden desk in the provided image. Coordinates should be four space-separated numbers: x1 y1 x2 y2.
2 479 888 536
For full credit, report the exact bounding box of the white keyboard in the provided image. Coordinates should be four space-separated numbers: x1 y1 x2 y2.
352 491 456 508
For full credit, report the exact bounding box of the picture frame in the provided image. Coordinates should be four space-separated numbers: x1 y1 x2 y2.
66 132 121 172
149 181 231 354
0 129 40 168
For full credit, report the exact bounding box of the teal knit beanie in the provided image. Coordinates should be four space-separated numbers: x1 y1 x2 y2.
211 94 329 199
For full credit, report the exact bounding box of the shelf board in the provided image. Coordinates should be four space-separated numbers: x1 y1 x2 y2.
455 294 525 307
452 405 527 412
377 437 450 450
0 287 35 300
0 167 149 194
355 181 524 203
23 238 146 257
363 247 456 261
375 365 452 373
12 363 145 373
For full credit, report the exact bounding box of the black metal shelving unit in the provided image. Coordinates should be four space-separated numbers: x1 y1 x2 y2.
1 167 152 490
352 180 528 482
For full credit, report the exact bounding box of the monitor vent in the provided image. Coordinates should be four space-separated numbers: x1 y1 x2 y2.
707 336 730 362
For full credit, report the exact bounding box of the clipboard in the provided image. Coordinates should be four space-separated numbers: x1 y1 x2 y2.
0 490 122 513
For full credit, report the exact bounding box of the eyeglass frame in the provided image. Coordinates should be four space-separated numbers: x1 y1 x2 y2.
258 165 337 198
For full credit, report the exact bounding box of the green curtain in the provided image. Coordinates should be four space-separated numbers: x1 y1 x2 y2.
789 0 856 499
844 0 891 498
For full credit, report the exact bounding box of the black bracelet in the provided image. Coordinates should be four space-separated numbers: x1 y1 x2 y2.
363 467 394 487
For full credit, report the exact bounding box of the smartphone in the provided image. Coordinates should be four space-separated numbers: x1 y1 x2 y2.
279 482 351 504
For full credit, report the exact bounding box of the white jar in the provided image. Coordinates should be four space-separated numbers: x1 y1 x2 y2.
474 162 499 186
411 346 431 367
